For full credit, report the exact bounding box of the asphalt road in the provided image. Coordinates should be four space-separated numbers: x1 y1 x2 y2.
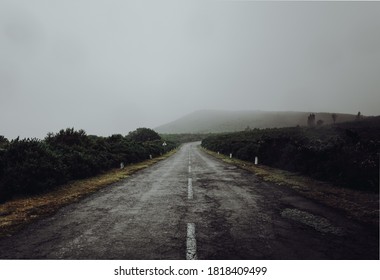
0 142 378 259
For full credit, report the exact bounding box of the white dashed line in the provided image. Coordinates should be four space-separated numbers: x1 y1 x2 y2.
186 148 197 260
186 223 197 260
187 178 193 199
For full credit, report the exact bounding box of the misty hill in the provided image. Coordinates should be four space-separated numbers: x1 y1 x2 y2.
155 110 358 133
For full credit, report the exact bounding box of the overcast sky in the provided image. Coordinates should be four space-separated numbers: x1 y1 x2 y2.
0 0 379 139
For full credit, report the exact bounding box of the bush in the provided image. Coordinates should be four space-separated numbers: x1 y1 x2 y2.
0 128 178 202
127 128 161 142
202 122 380 192
0 138 65 200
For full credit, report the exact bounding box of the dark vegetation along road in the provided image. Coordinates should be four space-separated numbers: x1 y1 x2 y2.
0 142 378 259
202 116 380 192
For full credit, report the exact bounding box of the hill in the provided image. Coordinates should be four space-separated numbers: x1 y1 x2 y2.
155 110 358 133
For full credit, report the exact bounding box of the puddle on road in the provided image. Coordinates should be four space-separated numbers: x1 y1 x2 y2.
281 208 345 236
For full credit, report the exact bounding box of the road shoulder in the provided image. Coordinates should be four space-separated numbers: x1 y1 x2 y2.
0 149 178 238
200 147 379 228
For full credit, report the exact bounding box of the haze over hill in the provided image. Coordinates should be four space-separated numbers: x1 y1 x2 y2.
155 110 358 134
1 1 379 140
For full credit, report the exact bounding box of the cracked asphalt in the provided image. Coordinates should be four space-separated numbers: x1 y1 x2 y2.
0 142 378 259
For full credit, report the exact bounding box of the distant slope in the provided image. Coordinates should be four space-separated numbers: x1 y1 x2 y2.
155 110 358 133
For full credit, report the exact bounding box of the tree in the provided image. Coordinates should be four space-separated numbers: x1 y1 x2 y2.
307 114 316 127
0 136 9 149
356 111 362 121
331 113 337 124
127 128 161 142
45 128 89 147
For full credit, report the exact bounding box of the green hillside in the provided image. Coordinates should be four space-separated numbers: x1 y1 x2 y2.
155 110 358 133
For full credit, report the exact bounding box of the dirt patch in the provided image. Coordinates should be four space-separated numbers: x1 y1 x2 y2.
0 150 177 238
202 147 379 228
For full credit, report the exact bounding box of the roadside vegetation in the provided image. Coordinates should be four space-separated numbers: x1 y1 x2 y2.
0 150 177 237
0 128 177 203
201 116 380 193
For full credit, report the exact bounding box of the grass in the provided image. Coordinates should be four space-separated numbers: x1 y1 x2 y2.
202 147 379 228
0 149 177 238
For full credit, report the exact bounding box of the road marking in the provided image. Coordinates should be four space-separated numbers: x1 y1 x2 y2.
188 165 191 173
188 178 193 199
186 223 197 260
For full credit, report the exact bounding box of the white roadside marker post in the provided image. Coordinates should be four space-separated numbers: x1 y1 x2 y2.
255 156 258 165
230 153 232 159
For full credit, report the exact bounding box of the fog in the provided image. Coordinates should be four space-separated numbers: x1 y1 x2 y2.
1 0 379 139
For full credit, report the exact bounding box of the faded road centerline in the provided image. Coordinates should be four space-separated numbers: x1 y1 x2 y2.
187 178 193 199
186 147 197 260
186 223 197 260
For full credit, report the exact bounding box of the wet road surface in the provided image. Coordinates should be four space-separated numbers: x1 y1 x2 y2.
0 142 378 259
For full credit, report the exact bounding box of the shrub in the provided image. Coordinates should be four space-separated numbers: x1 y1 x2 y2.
127 128 161 142
0 127 178 202
201 122 380 192
0 138 65 200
